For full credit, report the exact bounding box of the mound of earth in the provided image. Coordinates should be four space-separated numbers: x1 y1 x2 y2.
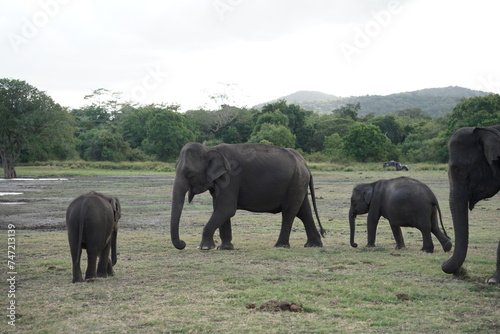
246 300 303 312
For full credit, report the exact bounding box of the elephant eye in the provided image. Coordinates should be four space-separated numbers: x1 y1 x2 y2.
451 165 468 178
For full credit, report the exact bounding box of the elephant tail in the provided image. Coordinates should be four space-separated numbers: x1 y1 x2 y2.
435 202 449 238
78 201 86 252
309 175 326 237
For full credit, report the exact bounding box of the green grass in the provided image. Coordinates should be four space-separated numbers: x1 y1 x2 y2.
2 165 499 333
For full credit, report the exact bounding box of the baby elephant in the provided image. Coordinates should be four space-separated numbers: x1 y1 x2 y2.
349 177 452 253
66 191 121 283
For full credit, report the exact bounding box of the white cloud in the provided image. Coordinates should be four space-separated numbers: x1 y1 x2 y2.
1 0 499 111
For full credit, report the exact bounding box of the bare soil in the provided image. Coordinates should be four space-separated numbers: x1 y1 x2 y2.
0 175 174 230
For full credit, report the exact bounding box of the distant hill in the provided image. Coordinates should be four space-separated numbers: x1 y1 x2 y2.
254 86 490 118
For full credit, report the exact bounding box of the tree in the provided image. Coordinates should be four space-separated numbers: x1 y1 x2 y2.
260 100 314 151
341 123 392 162
448 94 500 133
0 79 77 178
77 126 131 162
332 103 360 120
141 107 199 161
248 123 296 148
370 115 406 144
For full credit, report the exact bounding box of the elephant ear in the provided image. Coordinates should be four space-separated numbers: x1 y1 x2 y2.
363 187 373 206
206 149 231 184
109 198 121 223
475 127 500 176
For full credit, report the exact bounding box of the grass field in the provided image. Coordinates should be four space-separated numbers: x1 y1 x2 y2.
1 165 499 333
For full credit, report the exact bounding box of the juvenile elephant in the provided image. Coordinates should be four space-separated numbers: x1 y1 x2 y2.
442 126 500 284
349 177 452 253
66 191 121 283
170 142 325 250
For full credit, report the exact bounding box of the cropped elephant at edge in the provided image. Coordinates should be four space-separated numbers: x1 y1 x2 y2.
442 125 500 284
170 142 326 250
349 176 452 253
66 191 121 283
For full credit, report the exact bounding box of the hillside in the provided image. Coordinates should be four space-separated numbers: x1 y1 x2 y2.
255 86 490 118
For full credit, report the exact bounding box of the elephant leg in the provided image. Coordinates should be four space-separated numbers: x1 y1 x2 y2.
485 241 500 284
296 199 322 247
390 224 405 249
107 260 114 276
275 211 293 248
366 214 380 247
85 249 98 280
420 231 435 253
217 219 234 250
97 244 112 278
431 225 452 252
71 246 84 283
200 207 235 250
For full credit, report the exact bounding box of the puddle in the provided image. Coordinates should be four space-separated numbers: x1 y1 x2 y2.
0 192 23 196
1 202 26 205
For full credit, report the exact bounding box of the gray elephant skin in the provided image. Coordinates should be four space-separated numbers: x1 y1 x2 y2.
170 142 326 250
349 176 452 253
66 191 121 283
442 125 500 284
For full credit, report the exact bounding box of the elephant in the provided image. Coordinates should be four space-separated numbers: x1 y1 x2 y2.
66 191 121 283
170 142 326 250
442 125 500 284
349 176 452 253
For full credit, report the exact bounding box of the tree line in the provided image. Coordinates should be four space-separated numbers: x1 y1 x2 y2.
2 78 500 178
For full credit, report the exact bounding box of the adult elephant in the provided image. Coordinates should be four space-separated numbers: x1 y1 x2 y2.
349 177 451 252
442 125 500 284
170 142 325 250
66 191 121 283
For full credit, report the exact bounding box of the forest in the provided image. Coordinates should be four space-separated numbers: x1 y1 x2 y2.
2 78 500 177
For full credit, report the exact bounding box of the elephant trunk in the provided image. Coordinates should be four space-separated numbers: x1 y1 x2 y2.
170 178 188 250
111 230 117 266
442 185 469 273
349 207 358 248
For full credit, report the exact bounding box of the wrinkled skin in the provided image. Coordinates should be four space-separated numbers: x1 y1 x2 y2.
442 126 500 284
170 143 325 250
66 191 121 283
349 177 452 253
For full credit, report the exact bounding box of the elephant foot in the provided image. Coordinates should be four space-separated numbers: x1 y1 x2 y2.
198 240 216 250
72 276 84 283
304 240 323 247
274 242 291 248
394 245 406 250
421 247 434 253
96 272 108 278
217 243 234 250
442 240 452 252
485 273 499 284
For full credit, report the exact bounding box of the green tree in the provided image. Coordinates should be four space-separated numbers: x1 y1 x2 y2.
142 107 199 161
341 123 392 162
0 79 77 178
248 123 296 148
323 133 342 159
448 94 500 133
120 106 152 149
77 126 131 162
260 100 314 151
332 103 360 120
370 115 405 144
253 109 289 133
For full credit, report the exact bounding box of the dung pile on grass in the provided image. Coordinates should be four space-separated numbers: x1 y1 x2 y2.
246 300 303 312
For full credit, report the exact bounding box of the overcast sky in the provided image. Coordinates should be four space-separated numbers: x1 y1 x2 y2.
2 0 500 111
